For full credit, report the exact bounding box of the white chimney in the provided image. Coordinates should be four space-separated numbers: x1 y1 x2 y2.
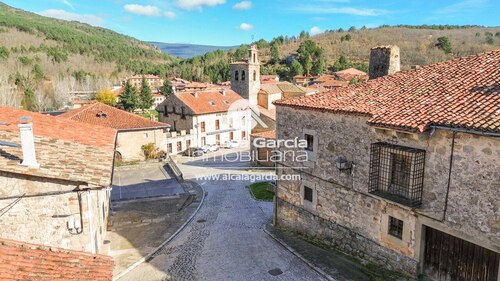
18 120 39 168
172 86 176 94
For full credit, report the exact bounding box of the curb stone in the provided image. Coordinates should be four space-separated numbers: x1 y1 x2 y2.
263 224 336 281
113 181 205 281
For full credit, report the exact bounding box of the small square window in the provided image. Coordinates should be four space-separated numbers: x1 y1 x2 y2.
388 216 403 239
305 134 314 151
143 133 148 138
304 186 313 202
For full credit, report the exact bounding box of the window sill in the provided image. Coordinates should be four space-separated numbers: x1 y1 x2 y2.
369 190 421 208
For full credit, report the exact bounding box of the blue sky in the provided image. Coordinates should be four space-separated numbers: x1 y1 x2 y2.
3 0 499 45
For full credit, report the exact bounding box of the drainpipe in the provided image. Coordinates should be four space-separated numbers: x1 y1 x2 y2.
442 131 456 222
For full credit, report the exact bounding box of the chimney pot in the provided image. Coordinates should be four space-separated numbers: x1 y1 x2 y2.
18 121 39 168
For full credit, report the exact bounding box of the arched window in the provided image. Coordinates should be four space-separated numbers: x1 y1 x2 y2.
242 70 246 81
253 54 256 63
253 70 257 81
235 70 239 81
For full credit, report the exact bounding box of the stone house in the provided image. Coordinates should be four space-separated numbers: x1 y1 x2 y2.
156 88 251 153
126 74 163 90
59 102 170 162
0 106 117 255
273 49 500 280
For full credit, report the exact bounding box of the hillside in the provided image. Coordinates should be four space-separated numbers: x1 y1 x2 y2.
172 25 500 83
262 26 500 71
0 2 175 82
150 42 235 58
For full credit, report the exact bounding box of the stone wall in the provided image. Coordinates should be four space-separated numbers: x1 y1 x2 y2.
368 45 400 79
156 95 195 132
0 171 110 254
116 129 167 161
275 105 500 276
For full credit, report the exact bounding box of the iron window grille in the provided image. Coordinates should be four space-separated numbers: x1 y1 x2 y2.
369 142 426 207
388 216 404 239
304 186 313 202
305 134 314 151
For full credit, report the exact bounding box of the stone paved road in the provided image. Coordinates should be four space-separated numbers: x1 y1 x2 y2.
112 164 184 201
119 151 325 281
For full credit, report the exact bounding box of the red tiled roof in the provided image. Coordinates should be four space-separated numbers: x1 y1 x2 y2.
0 106 116 147
257 105 276 121
174 89 245 115
275 50 500 133
334 68 367 76
58 102 170 130
0 106 116 186
251 130 276 139
0 238 114 281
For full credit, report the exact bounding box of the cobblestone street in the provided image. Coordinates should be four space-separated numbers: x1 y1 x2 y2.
119 150 325 281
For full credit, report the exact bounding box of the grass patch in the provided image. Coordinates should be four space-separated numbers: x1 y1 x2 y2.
140 109 159 119
249 182 275 201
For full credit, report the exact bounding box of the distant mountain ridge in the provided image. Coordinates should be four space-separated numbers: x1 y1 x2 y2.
149 42 236 58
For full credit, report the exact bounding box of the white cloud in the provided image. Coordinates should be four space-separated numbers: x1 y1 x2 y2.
310 26 323 35
163 11 176 19
295 6 387 16
233 1 252 10
238 23 254 31
124 4 161 16
61 0 75 10
176 0 226 10
38 9 104 26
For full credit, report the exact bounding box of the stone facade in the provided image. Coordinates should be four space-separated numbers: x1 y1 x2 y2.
116 128 167 161
0 171 110 254
274 105 500 276
368 45 400 79
230 45 261 105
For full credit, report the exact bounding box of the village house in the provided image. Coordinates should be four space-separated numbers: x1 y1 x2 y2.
58 102 170 162
0 106 116 255
273 47 500 280
157 88 251 154
125 74 164 90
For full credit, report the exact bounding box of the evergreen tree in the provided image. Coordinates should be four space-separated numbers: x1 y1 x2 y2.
119 80 138 112
290 60 304 77
436 36 452 54
270 42 280 64
139 77 153 111
159 80 174 97
22 88 38 112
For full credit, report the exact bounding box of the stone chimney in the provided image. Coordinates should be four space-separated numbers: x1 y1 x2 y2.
18 117 39 168
368 45 400 79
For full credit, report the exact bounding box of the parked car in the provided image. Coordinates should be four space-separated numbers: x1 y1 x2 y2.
201 145 211 153
183 147 204 157
208 144 220 152
222 140 239 149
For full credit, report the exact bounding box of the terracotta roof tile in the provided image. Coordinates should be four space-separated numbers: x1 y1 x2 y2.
58 102 170 130
173 89 245 115
0 238 114 281
0 106 116 147
251 130 276 139
275 50 500 133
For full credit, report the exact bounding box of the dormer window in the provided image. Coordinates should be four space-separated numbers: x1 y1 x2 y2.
223 100 230 105
208 101 216 106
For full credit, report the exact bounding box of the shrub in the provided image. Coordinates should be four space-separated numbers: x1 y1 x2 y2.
141 143 159 159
